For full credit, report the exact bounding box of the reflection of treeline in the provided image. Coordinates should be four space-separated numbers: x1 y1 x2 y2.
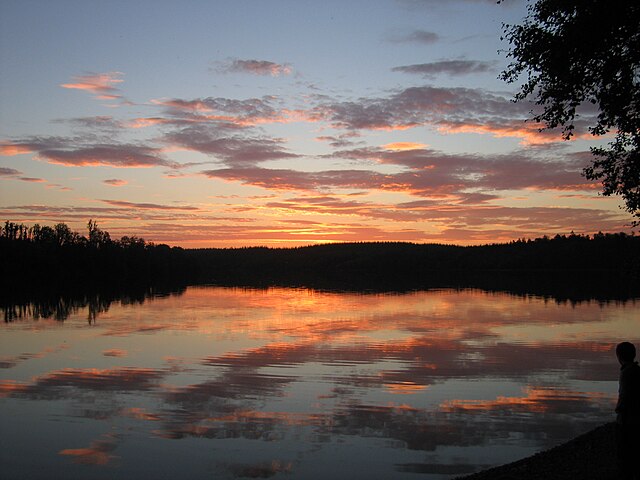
2 221 639 300
3 293 115 323
2 286 186 323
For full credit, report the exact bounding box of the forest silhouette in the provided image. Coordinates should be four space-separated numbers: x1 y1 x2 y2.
2 220 639 306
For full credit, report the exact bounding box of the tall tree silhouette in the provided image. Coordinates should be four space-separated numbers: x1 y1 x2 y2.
87 219 111 248
500 0 640 221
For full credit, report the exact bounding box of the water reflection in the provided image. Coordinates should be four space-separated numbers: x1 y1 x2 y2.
0 286 638 479
2 285 185 323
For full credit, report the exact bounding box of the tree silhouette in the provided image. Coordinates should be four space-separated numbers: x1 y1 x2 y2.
500 0 640 221
1 220 639 301
87 219 111 248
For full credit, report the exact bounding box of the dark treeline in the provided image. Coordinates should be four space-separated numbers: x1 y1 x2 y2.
0 220 193 294
2 220 640 302
187 234 640 300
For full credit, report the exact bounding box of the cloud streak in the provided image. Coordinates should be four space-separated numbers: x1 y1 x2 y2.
217 59 292 76
0 136 177 168
0 167 22 176
309 85 595 144
163 126 299 166
40 145 174 168
103 179 127 187
202 146 597 196
313 85 527 131
59 434 120 465
392 59 497 77
100 199 200 211
387 29 440 44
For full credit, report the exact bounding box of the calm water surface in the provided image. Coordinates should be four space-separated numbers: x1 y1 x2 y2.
1 286 638 479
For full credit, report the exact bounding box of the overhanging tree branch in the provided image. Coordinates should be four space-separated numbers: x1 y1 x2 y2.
500 0 640 222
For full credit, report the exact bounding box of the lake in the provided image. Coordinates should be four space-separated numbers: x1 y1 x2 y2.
1 286 638 479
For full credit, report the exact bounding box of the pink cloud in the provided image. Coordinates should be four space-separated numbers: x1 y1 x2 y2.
60 72 124 100
126 117 174 128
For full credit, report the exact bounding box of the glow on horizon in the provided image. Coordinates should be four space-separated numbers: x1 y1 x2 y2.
0 0 634 248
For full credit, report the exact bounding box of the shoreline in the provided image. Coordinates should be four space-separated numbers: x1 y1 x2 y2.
456 423 618 480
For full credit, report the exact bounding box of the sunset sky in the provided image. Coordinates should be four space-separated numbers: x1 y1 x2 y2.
0 0 633 247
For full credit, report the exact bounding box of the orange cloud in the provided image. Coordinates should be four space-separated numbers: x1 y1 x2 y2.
382 142 428 151
441 386 610 414
126 117 174 128
0 380 29 397
59 434 119 465
436 121 563 145
0 143 33 155
121 407 162 421
384 381 428 394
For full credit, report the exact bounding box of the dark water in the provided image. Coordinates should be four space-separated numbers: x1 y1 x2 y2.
1 286 637 479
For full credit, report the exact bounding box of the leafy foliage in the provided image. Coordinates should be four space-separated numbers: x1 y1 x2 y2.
500 0 640 220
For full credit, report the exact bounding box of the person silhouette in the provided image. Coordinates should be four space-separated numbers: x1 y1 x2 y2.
615 341 640 480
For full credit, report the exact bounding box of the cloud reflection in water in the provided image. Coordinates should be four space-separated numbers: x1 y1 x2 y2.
0 287 636 478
